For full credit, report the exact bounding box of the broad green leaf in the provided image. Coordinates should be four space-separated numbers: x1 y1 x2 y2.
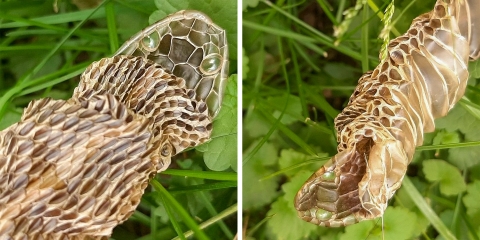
278 149 326 178
9 51 62 80
243 158 279 209
267 95 303 125
435 105 480 169
463 180 480 221
266 197 317 240
439 210 454 231
243 139 279 209
340 220 375 240
278 149 309 170
432 130 460 145
266 172 318 240
408 210 430 238
243 0 259 11
448 146 480 170
243 111 271 139
153 200 170 223
469 60 480 79
244 139 278 167
265 171 336 239
422 159 466 196
0 109 22 130
340 207 416 240
242 48 249 79
323 62 357 81
468 164 480 182
394 184 431 237
197 75 238 171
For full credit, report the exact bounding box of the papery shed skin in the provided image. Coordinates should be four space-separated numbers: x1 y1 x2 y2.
0 10 228 239
295 0 479 227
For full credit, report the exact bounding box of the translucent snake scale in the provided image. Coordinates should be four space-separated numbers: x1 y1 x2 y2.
294 0 480 227
0 11 228 239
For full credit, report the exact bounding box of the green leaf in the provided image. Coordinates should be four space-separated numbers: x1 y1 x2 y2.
402 177 456 240
8 50 63 80
432 130 460 145
266 197 318 240
278 149 326 178
340 207 416 240
463 180 480 221
242 141 278 209
242 0 259 11
266 172 319 240
0 109 22 130
340 221 376 240
197 75 238 171
435 105 480 169
266 95 303 125
323 62 357 81
439 210 455 230
152 203 170 223
244 139 278 167
278 149 309 170
243 158 279 209
242 48 249 80
469 60 480 79
448 146 480 170
243 111 271 139
422 159 466 196
393 183 431 237
242 140 279 209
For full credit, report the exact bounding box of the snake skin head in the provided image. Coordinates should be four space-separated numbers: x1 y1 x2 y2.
295 146 368 227
115 10 229 118
295 124 410 227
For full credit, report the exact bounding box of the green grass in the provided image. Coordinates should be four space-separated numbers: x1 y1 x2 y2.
0 0 237 239
242 0 480 239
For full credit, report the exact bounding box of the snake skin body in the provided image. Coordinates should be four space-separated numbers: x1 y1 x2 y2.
0 10 228 239
295 0 479 227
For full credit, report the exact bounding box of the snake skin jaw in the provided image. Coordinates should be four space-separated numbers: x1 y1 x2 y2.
115 10 229 118
296 118 412 227
295 149 365 227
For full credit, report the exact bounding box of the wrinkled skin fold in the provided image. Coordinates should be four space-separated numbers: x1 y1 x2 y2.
295 0 480 227
0 10 228 239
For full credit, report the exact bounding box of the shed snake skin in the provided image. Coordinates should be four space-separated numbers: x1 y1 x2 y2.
0 10 228 239
294 0 480 227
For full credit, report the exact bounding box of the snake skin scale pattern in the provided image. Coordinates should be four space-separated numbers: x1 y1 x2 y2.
0 10 228 239
294 0 480 227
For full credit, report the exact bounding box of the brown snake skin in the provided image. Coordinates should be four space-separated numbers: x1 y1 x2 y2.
0 10 228 239
295 0 480 227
